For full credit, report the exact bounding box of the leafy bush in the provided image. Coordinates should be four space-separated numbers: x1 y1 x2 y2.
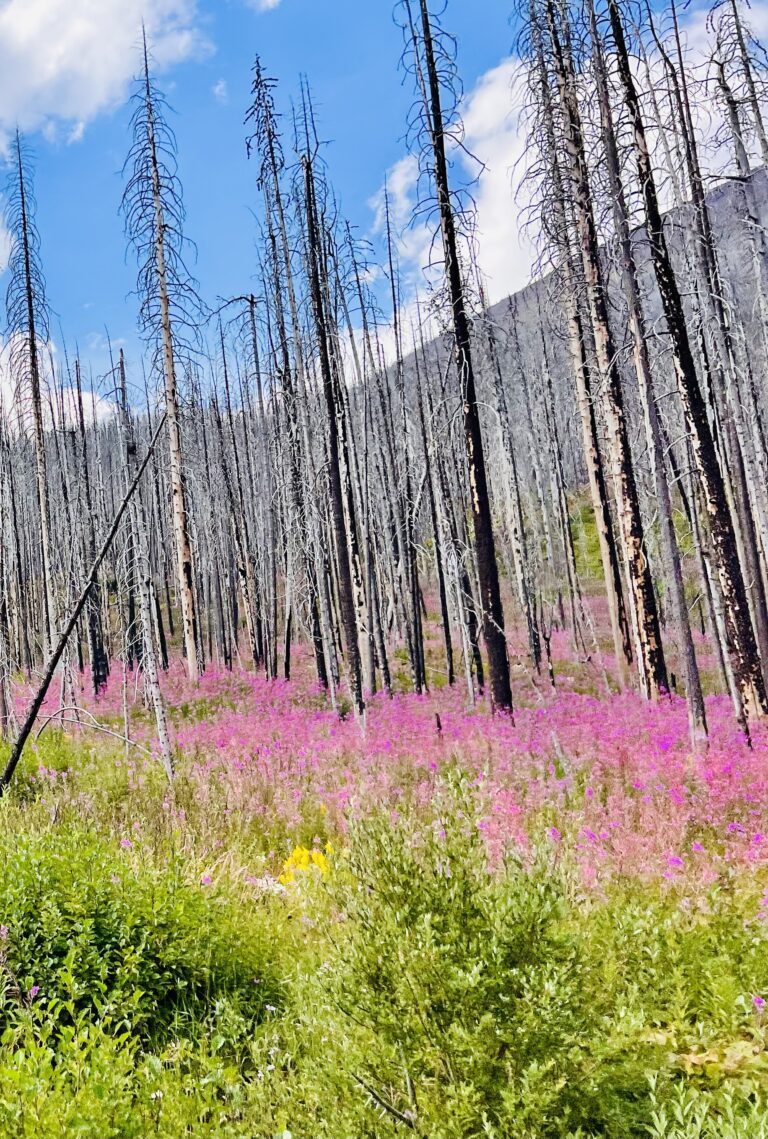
0 826 282 1043
1 766 768 1137
272 781 768 1138
322 787 593 1136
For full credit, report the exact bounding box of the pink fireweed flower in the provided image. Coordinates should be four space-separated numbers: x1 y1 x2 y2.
120 839 133 850
753 995 765 1011
200 874 212 886
28 986 40 999
47 650 768 890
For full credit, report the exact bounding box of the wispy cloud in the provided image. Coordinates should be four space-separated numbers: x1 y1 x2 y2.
370 56 535 313
0 0 210 144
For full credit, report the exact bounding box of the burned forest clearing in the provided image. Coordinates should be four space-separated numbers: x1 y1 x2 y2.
1 0 768 1136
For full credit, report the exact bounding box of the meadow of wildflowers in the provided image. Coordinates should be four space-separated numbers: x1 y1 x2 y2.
0 630 767 1137
27 632 767 894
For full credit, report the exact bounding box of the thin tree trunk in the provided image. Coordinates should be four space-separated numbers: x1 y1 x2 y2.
410 0 512 712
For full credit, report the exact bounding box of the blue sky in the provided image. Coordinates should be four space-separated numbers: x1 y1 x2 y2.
1 0 520 378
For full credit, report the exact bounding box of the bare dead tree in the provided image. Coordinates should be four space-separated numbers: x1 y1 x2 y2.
4 131 56 658
401 0 513 713
122 29 201 683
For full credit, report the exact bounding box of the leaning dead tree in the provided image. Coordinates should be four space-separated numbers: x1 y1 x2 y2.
587 0 707 743
607 0 767 727
0 414 168 796
516 0 768 734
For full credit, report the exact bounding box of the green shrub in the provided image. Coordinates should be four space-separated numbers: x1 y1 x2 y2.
314 783 600 1137
0 826 282 1043
280 783 768 1138
1 767 768 1138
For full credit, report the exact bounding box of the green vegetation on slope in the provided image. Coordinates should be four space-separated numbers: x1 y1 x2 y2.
0 746 766 1138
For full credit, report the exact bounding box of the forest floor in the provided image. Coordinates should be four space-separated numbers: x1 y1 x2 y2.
0 628 767 1137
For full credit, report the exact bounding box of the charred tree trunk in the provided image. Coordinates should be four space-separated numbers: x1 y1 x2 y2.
409 0 512 712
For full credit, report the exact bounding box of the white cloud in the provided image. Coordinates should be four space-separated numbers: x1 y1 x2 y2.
246 0 282 10
461 56 535 304
0 333 116 432
0 219 11 273
49 384 116 429
370 155 418 233
368 155 437 300
370 56 535 317
212 78 228 104
0 0 209 143
371 0 768 319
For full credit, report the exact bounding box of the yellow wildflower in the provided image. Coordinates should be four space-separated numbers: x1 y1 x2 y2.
279 844 332 885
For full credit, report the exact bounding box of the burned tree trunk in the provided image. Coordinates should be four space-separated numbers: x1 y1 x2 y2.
406 0 513 712
303 155 365 717
608 0 767 724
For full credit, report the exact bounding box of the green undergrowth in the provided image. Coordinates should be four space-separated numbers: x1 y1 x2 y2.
0 755 766 1137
